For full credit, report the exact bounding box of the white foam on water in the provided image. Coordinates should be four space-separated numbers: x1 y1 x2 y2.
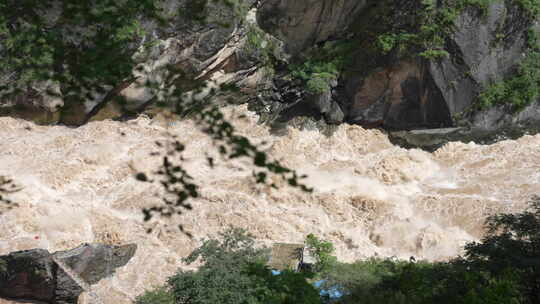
1 104 539 303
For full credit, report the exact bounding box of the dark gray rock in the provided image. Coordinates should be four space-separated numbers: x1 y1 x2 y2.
389 127 465 150
325 100 345 124
336 0 535 132
309 91 333 115
53 243 137 285
472 99 540 131
389 119 540 151
429 1 531 117
0 249 57 303
257 0 367 55
54 267 84 304
0 243 136 304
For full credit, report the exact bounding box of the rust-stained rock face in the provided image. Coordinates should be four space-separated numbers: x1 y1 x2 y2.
346 61 452 129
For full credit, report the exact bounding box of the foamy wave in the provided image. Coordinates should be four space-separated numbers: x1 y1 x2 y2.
1 105 538 303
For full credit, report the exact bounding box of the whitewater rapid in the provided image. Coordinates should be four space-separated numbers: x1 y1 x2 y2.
1 105 539 303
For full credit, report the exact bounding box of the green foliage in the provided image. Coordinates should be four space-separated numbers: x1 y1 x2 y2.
305 234 337 274
163 228 270 303
419 49 450 60
135 286 175 304
290 61 338 94
319 258 408 301
246 26 267 50
479 31 540 110
314 199 540 304
376 262 524 304
288 42 350 94
318 258 523 304
137 228 321 304
373 0 459 60
514 0 540 18
244 264 322 304
244 23 279 69
463 196 540 303
371 0 514 60
179 0 250 27
0 0 163 98
181 227 268 266
377 32 418 55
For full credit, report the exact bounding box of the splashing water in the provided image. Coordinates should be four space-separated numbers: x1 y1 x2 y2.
0 104 539 303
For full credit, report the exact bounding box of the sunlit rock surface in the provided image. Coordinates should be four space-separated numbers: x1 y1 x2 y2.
1 105 539 303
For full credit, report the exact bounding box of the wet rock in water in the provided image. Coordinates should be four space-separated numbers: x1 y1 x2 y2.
389 128 465 151
0 243 136 304
389 120 540 151
53 243 137 285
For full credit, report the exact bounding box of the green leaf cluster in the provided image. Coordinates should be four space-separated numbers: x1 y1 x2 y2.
478 28 540 110
136 228 321 304
0 0 163 99
375 0 495 60
514 0 540 18
304 234 337 274
316 196 540 304
288 42 350 95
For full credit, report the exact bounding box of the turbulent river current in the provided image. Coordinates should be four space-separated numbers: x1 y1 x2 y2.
1 105 539 303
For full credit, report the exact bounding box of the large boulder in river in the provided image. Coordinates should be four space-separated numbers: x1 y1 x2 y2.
0 243 136 304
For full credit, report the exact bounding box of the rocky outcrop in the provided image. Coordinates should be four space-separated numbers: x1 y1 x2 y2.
337 0 539 130
1 0 538 134
257 0 539 132
429 2 535 125
0 0 265 125
0 243 136 304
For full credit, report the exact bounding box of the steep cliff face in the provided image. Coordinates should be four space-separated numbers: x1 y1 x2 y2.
0 0 538 133
257 0 539 131
257 0 367 55
0 0 267 125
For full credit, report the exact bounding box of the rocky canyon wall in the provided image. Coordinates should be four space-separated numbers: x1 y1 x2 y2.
1 0 539 132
